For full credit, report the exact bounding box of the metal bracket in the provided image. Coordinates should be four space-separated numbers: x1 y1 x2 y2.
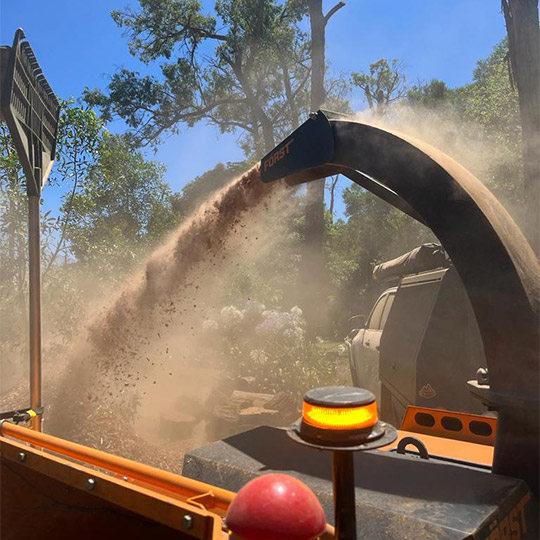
0 407 44 424
467 380 539 411
396 436 430 460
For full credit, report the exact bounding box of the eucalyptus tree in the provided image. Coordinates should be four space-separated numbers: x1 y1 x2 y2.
63 134 179 277
44 99 105 273
85 0 313 157
351 58 408 116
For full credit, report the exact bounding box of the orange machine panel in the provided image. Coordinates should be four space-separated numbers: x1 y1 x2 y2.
0 423 336 540
0 431 225 540
400 406 497 446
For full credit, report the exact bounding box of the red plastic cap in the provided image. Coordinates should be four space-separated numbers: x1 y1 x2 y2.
226 473 326 540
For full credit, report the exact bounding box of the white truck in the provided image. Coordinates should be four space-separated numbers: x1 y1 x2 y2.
346 244 487 426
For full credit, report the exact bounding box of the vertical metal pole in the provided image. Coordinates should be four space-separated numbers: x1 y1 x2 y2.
28 194 42 431
332 451 357 540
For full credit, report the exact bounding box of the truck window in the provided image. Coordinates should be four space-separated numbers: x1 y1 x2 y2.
367 294 388 330
380 293 396 330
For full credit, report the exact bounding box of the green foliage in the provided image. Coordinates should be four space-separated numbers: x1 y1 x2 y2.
85 0 351 157
455 39 522 201
111 0 217 63
0 100 179 392
43 100 107 270
64 134 180 277
54 99 105 184
85 0 313 155
407 79 455 110
351 58 407 114
458 40 520 144
0 115 91 388
405 40 522 206
174 160 251 217
0 123 28 376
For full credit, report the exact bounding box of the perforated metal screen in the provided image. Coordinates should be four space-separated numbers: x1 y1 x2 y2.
1 28 60 195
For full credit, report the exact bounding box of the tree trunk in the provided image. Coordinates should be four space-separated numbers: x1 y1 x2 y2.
307 0 326 234
250 108 262 155
502 0 540 255
309 1 326 110
278 51 300 130
300 1 344 338
329 175 339 220
300 0 329 338
259 113 276 152
231 61 276 152
245 91 275 152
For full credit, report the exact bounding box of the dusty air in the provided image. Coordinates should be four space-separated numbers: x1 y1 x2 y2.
1 2 538 540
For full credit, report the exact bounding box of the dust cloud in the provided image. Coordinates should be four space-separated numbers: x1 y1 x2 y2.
45 165 303 471
353 104 526 225
10 106 524 473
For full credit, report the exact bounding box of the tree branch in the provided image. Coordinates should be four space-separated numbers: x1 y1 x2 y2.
44 144 80 276
206 115 254 133
324 2 346 25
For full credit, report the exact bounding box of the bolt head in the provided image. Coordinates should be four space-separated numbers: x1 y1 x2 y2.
182 514 194 530
87 478 96 490
17 452 26 463
477 367 489 384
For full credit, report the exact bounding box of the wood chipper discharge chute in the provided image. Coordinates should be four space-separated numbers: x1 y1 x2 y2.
259 109 540 494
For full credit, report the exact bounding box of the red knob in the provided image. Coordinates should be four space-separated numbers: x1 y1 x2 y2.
226 473 326 540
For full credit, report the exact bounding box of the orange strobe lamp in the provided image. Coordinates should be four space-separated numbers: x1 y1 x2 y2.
288 386 397 540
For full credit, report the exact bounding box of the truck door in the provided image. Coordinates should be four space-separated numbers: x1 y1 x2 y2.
379 271 444 425
364 292 395 355
351 291 394 401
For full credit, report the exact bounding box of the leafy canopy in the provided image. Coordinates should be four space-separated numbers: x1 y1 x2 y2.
351 58 407 115
64 134 179 274
85 0 312 155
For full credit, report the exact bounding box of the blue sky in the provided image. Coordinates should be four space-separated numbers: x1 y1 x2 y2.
0 1 507 216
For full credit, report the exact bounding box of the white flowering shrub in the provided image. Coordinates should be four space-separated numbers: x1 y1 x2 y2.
219 305 244 329
204 302 336 396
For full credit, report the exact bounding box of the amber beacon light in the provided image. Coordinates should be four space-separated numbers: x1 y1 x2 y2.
303 399 378 431
288 386 397 540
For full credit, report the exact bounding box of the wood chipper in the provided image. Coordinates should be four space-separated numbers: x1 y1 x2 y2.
1 30 539 540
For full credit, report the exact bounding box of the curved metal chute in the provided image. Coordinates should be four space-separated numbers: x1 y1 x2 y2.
261 110 540 493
